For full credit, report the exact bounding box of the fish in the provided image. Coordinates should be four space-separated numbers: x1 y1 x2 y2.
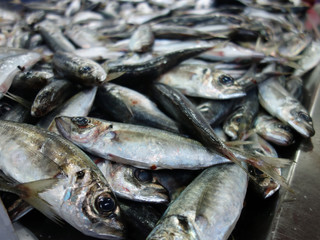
223 89 259 140
147 163 248 240
0 51 41 99
52 51 107 86
254 113 294 146
37 20 76 52
258 77 314 138
157 64 246 100
94 158 168 203
196 98 236 126
96 83 180 133
0 120 124 239
31 79 76 117
129 24 154 53
244 133 281 198
55 115 290 188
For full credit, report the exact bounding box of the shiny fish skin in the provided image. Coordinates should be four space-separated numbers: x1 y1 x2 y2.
0 120 124 239
52 51 107 86
254 113 294 146
37 20 76 52
223 89 259 140
55 116 232 170
0 51 41 99
157 64 245 100
97 83 180 133
147 163 248 240
258 78 314 138
197 99 236 126
42 87 97 132
96 159 169 203
129 24 154 53
31 79 75 117
151 83 242 169
244 134 281 199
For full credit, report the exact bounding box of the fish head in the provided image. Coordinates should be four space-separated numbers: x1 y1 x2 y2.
55 116 107 145
223 109 243 140
267 121 294 145
208 71 246 99
286 106 315 138
78 59 107 85
60 169 125 239
148 215 198 240
99 161 169 203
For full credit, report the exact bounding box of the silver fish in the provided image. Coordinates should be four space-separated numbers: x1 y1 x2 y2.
157 64 245 99
258 78 314 138
52 51 107 86
129 24 154 53
147 163 248 240
0 120 124 239
254 113 294 146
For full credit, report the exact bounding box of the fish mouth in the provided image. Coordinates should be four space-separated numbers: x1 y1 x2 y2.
90 221 125 240
288 119 315 138
264 133 294 146
55 116 72 139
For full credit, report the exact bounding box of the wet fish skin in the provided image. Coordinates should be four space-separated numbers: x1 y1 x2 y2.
52 51 107 86
97 83 180 133
129 24 154 53
285 76 303 101
196 99 236 126
258 78 314 138
0 120 124 239
96 159 169 203
39 87 98 132
157 64 246 100
55 116 232 170
151 82 241 167
31 79 75 117
0 51 42 99
244 133 281 198
223 89 259 140
147 163 248 240
37 20 76 52
254 113 294 146
104 45 216 81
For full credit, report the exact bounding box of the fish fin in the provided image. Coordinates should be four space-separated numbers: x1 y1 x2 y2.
0 178 63 224
4 92 31 109
17 178 63 224
231 147 292 190
106 72 126 82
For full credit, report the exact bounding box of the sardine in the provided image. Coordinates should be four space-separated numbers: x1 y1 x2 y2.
258 78 314 138
0 51 41 99
129 24 154 53
52 51 107 86
254 113 294 146
96 83 180 133
95 159 168 203
157 64 245 99
31 79 75 117
147 163 248 240
0 120 124 239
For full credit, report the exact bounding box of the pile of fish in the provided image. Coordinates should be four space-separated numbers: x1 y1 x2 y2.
0 0 318 239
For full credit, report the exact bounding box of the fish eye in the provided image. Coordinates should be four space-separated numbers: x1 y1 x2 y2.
277 124 291 132
79 66 92 74
95 194 115 216
71 117 89 127
76 170 85 179
219 75 234 86
234 116 242 123
134 169 153 182
298 111 312 122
